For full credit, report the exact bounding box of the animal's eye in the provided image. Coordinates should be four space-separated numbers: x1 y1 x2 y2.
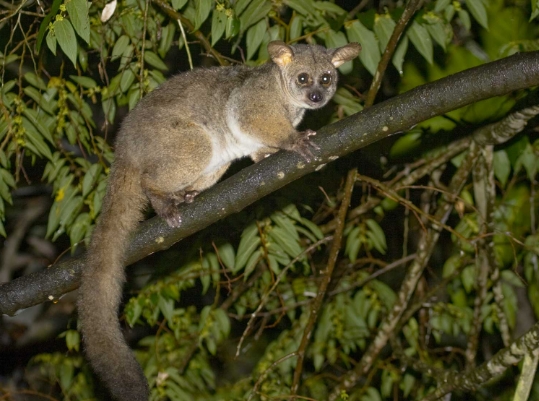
297 73 310 85
321 73 332 86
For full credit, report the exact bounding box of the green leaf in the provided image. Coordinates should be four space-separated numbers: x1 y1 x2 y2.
289 14 303 41
112 35 130 62
366 219 387 254
466 0 488 29
36 0 62 52
120 68 136 93
461 265 476 293
171 0 187 10
143 51 168 71
373 13 396 53
59 362 74 391
239 0 272 33
400 374 415 398
246 18 266 60
46 30 57 55
0 169 15 189
345 226 361 262
82 163 103 197
211 8 227 46
217 243 235 271
22 117 53 160
225 15 240 39
235 223 260 273
425 18 449 50
369 280 395 309
272 212 299 241
59 195 83 228
243 249 261 280
392 35 408 75
501 270 525 288
70 75 97 88
128 87 141 110
55 19 78 66
299 217 323 241
268 226 302 258
66 0 90 43
332 87 362 115
458 9 471 31
434 0 451 13
407 21 433 64
214 308 230 337
381 370 395 398
515 143 537 180
194 0 212 30
234 0 251 16
24 72 47 90
313 1 345 16
120 44 134 70
23 87 55 115
389 130 421 158
65 329 80 352
493 149 510 188
0 177 12 205
69 212 91 246
445 4 456 21
531 0 539 21
158 295 175 322
23 109 54 144
102 97 116 124
346 21 380 75
159 23 176 58
284 0 324 25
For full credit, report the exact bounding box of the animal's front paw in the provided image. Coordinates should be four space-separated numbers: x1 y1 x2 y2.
291 129 320 162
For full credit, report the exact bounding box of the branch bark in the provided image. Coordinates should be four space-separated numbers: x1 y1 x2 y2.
1 51 539 316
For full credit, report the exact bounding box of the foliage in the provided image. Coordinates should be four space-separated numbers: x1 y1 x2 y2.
2 0 539 400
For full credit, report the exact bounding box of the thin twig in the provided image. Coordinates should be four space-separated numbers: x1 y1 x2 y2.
329 142 480 400
235 236 333 357
420 321 539 401
290 169 357 397
177 18 193 70
364 0 423 107
151 0 227 66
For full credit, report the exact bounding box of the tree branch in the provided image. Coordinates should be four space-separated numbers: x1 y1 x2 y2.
1 52 539 316
420 321 539 401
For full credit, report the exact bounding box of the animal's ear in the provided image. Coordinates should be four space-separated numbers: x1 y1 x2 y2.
330 42 361 67
268 41 295 67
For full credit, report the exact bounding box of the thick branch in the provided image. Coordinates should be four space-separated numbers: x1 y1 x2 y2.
420 321 539 401
1 52 539 316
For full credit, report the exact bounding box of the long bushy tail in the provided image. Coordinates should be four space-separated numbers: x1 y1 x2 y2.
78 162 149 401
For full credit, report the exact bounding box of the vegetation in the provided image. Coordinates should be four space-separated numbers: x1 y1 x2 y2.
1 0 539 400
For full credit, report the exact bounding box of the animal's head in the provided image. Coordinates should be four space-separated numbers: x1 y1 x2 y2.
268 40 361 109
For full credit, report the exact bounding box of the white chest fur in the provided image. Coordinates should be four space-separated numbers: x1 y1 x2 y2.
203 113 265 174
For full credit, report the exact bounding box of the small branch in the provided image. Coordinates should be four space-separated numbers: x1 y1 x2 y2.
247 352 299 401
513 349 539 401
420 321 539 401
150 0 228 66
290 169 356 397
235 236 332 357
365 0 423 107
466 146 495 366
328 142 480 400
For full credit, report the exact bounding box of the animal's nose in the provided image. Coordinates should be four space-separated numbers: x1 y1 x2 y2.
309 91 323 103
